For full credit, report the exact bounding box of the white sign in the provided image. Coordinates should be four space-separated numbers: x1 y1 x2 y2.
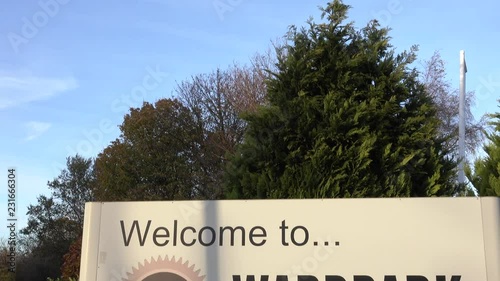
79 197 500 281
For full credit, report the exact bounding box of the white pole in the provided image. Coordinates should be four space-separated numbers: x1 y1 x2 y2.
458 50 467 191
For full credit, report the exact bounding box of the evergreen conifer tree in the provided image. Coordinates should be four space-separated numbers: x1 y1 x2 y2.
468 105 500 196
225 0 458 199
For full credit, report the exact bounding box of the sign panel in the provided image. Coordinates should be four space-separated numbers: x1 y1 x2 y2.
79 197 500 281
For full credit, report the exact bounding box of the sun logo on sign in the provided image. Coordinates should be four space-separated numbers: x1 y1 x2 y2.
122 255 205 281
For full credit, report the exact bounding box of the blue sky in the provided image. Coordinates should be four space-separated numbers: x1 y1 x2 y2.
0 0 499 239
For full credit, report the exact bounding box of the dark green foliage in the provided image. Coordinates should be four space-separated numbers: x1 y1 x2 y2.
467 105 500 196
47 155 95 225
0 239 15 281
225 0 458 199
19 196 80 280
18 197 79 280
17 155 95 280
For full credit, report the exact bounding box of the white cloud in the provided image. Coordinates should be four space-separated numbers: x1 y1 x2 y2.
25 121 52 141
0 73 78 110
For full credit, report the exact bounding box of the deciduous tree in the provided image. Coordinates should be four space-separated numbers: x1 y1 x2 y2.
94 99 206 200
0 239 15 281
17 155 95 280
421 51 485 156
174 51 279 198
